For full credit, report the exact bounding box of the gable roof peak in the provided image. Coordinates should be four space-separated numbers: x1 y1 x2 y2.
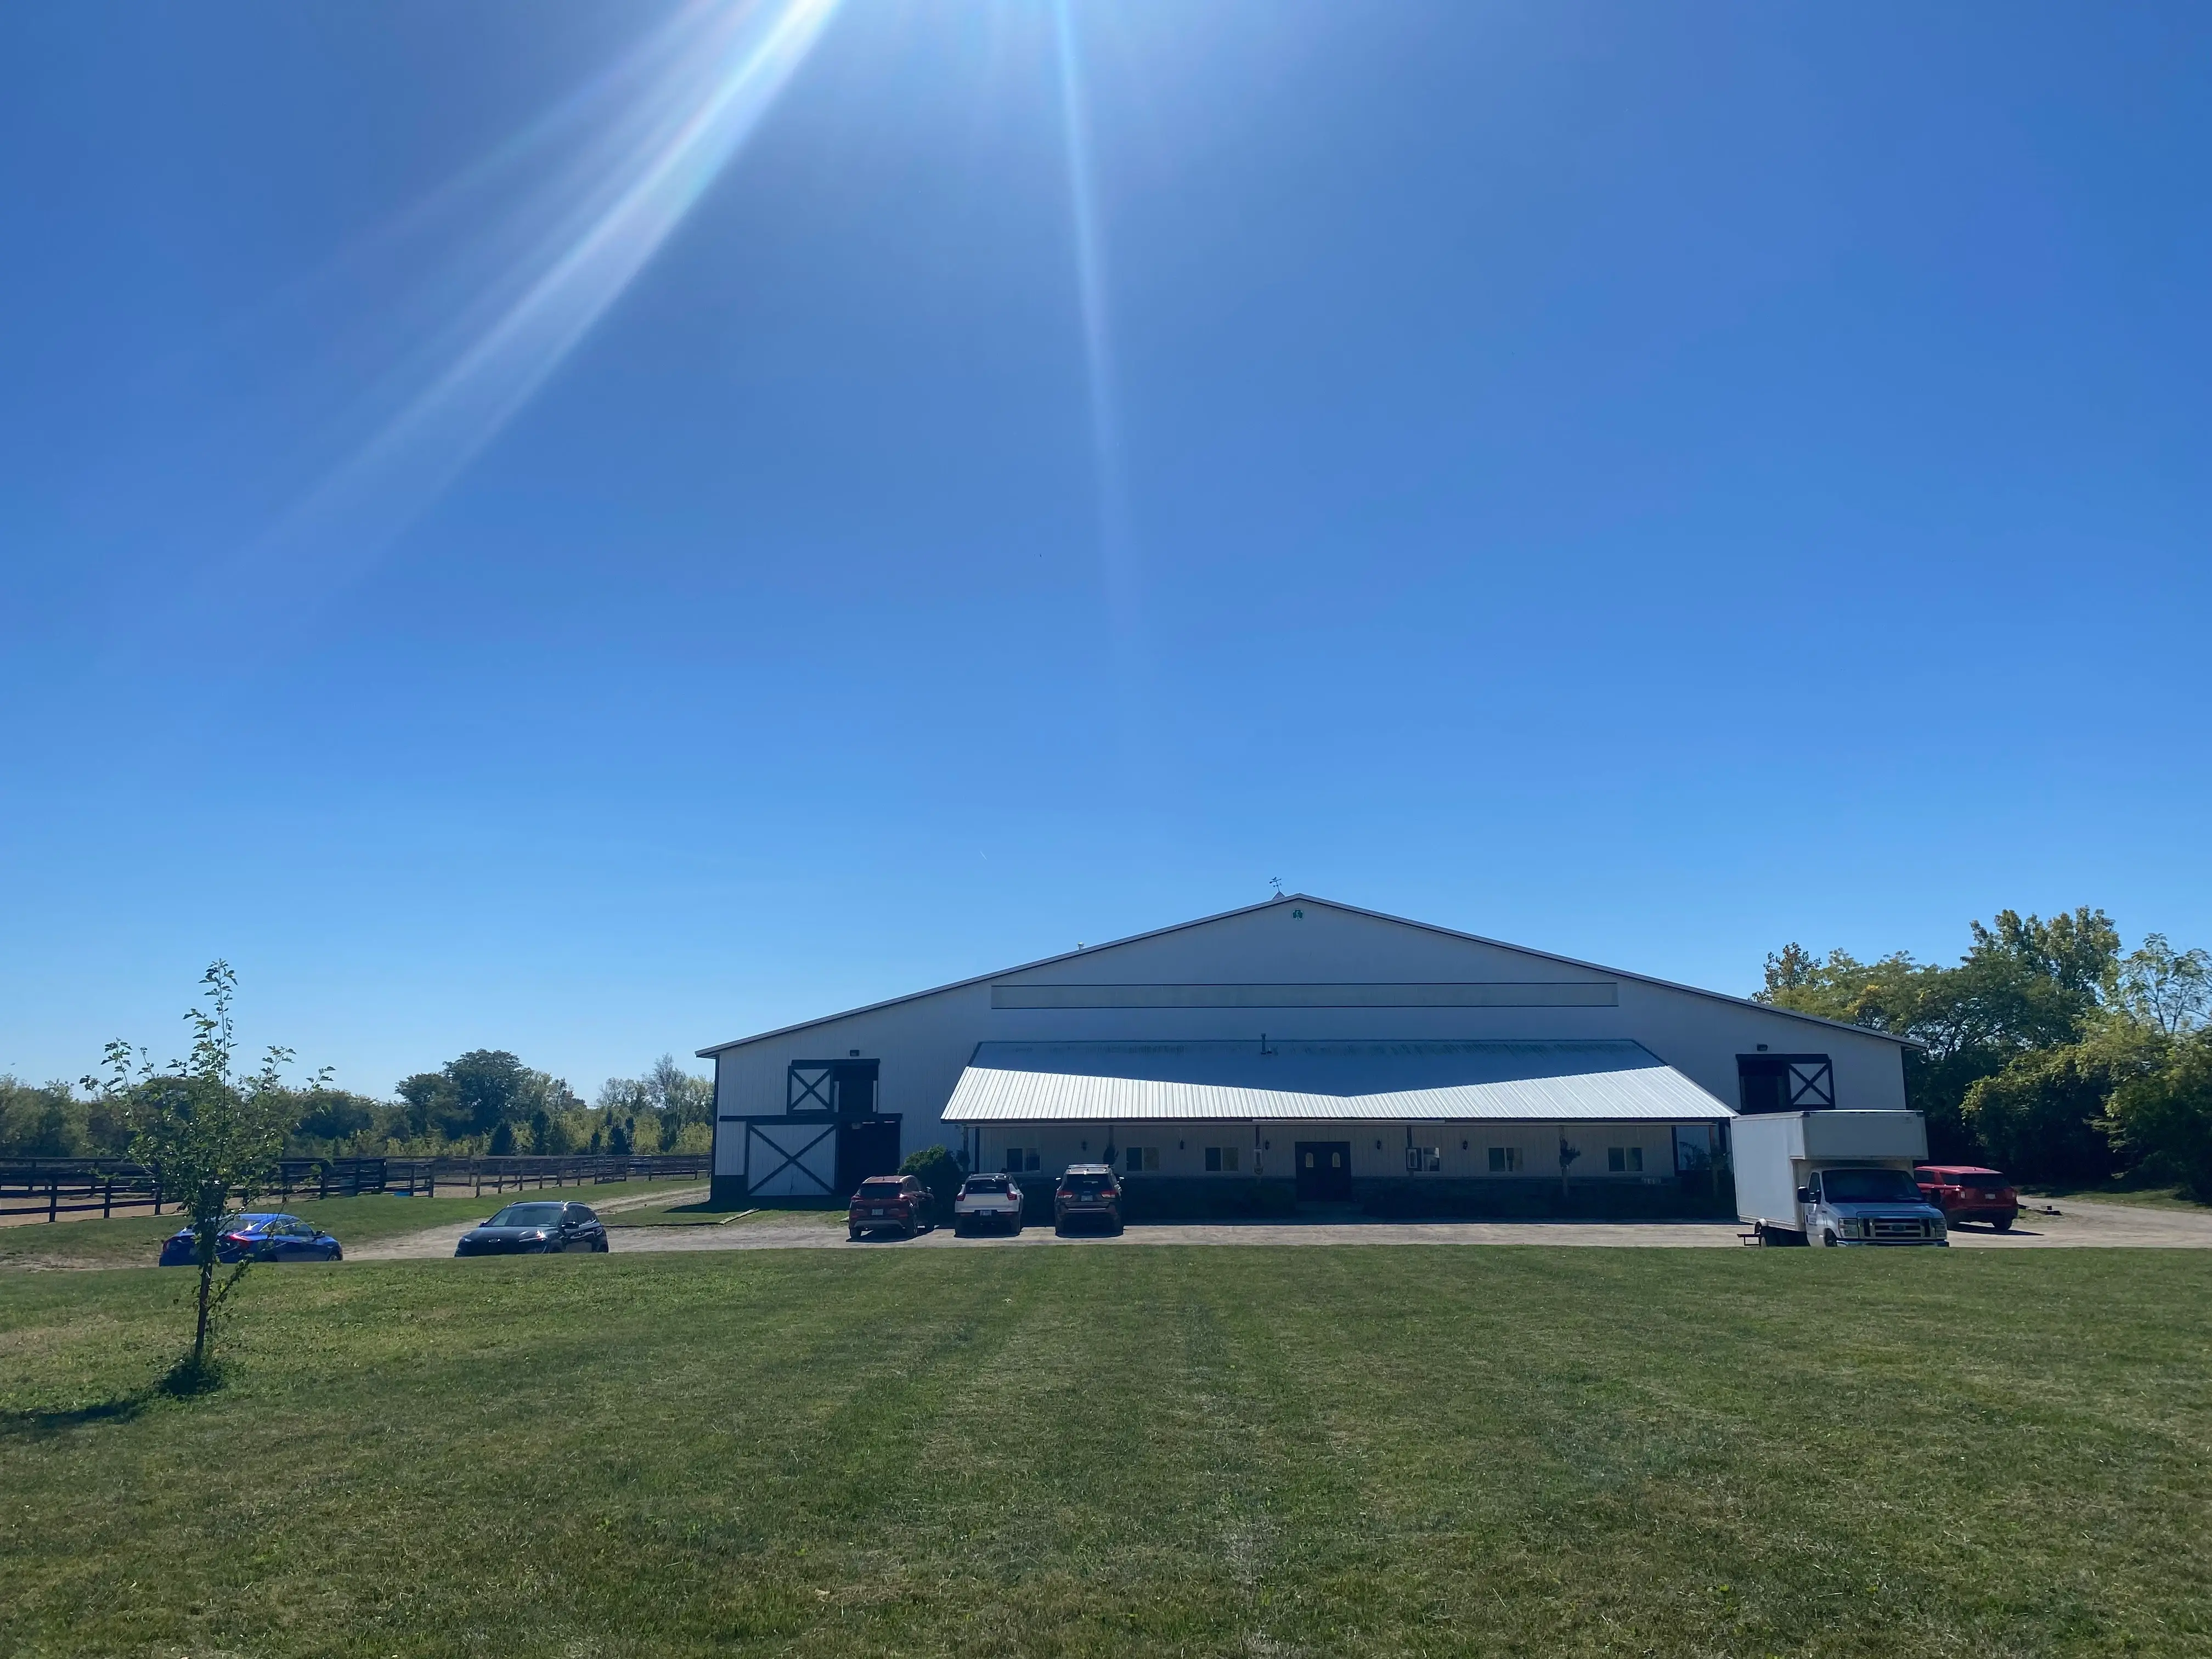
696 891 1917 1054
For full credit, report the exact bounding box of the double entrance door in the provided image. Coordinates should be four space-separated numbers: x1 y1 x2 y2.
1294 1141 1353 1202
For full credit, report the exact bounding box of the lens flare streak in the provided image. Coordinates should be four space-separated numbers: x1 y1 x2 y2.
1050 0 1138 648
251 0 841 595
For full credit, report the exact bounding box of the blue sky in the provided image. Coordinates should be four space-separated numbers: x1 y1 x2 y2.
2 1 2207 1098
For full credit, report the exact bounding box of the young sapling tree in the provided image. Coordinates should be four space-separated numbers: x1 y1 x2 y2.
85 962 324 1389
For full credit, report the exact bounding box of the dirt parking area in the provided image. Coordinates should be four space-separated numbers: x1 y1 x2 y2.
348 1197 2212 1260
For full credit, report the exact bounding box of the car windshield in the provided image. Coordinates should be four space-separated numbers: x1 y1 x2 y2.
962 1177 1010 1194
1821 1169 1922 1204
1063 1175 1114 1197
486 1204 566 1228
856 1183 905 1201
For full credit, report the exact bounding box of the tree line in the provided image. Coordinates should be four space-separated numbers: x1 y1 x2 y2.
1 1031 715 1162
1759 907 2211 1197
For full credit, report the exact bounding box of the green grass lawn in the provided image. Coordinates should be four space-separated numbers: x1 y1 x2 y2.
0 1178 712 1270
2024 1181 2211 1213
4 1249 2209 1658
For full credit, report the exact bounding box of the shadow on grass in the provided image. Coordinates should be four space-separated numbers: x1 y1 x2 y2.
1 1354 228 1441
1 1387 154 1440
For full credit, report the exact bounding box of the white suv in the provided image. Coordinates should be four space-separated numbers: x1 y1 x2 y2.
952 1174 1025 1236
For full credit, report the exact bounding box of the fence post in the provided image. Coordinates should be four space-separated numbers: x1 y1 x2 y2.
103 1178 114 1221
49 1179 59 1223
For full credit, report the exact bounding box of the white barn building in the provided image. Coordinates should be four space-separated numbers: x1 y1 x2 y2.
698 896 1911 1217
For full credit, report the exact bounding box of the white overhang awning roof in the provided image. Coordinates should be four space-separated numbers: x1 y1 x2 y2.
942 1040 1733 1124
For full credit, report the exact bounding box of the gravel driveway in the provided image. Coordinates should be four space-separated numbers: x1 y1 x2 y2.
349 1197 2212 1259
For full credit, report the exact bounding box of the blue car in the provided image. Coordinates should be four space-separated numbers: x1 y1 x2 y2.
158 1213 343 1266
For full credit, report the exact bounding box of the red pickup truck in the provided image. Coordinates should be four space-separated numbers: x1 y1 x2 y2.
1914 1165 2019 1231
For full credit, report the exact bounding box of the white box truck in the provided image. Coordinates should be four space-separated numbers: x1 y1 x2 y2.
1733 1110 1948 1247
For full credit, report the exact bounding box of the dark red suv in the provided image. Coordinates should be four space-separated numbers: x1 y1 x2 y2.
848 1175 934 1241
1053 1164 1124 1235
1915 1165 2019 1231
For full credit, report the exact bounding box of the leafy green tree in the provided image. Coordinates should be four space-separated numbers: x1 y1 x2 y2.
395 1070 454 1141
289 1087 380 1149
901 1144 965 1221
647 1054 714 1121
599 1055 713 1149
394 1052 583 1149
1759 907 2123 1158
2103 1031 2212 1200
84 963 321 1388
444 1049 532 1139
2114 935 2212 1037
0 1077 122 1157
1961 1026 2149 1183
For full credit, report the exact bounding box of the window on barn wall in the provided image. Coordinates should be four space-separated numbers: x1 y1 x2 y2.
1488 1147 1522 1173
1607 1147 1644 1173
1002 1147 1041 1173
1204 1146 1240 1172
1124 1147 1159 1173
1406 1146 1441 1173
1674 1126 1714 1172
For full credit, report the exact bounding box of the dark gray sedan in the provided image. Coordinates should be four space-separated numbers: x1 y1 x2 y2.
454 1200 609 1257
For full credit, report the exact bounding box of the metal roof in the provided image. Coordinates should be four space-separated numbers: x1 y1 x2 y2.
941 1039 1734 1124
697 895 1920 1057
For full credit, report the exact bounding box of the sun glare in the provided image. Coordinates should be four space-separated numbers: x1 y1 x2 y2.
246 0 843 600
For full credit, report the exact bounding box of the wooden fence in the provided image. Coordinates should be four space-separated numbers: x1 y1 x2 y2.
0 1154 712 1223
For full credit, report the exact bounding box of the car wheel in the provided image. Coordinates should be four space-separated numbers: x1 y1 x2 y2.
1821 1228 1839 1248
848 1227 862 1242
1053 1220 1068 1237
327 1246 343 1261
1993 1216 2013 1232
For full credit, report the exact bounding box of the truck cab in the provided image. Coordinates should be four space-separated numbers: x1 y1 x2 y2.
1796 1165 1948 1248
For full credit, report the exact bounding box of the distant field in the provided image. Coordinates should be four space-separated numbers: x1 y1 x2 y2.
4 1248 2209 1657
0 1178 712 1271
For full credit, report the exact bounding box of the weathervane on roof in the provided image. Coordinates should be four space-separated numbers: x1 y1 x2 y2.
1269 877 1285 899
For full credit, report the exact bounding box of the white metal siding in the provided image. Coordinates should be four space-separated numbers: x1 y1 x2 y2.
709 901 1911 1166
